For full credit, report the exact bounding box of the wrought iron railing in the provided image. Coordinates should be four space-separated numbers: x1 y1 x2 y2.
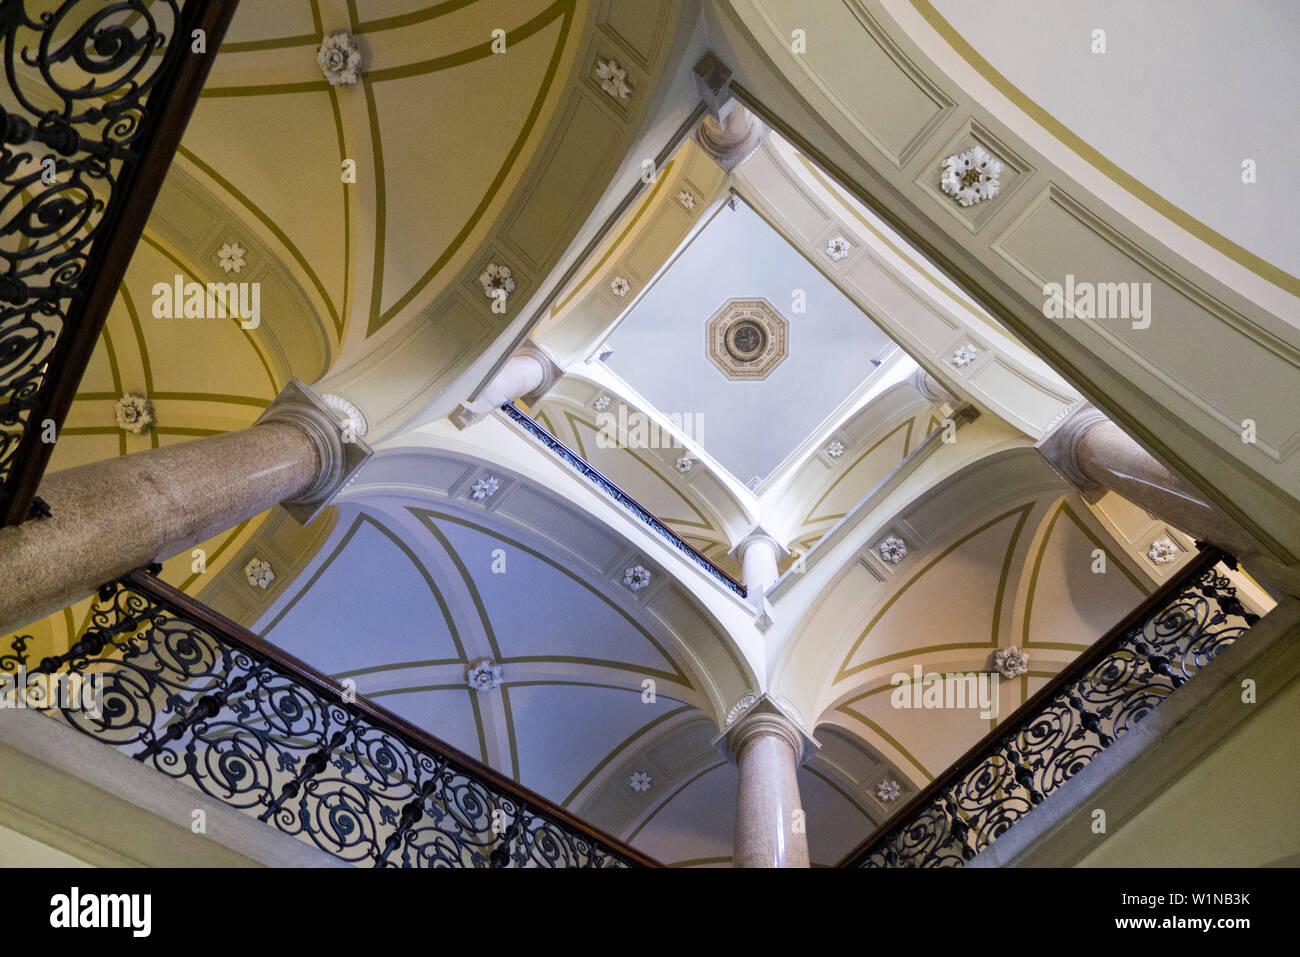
838 547 1260 868
0 0 239 524
501 401 748 598
2 567 656 868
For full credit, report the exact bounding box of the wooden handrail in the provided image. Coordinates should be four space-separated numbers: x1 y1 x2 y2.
1 0 240 525
125 569 662 868
834 545 1225 867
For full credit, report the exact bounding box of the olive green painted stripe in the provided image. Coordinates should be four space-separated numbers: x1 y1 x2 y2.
804 764 874 821
421 513 504 662
334 657 465 679
368 0 576 333
836 703 934 781
350 0 477 34
836 504 1034 682
500 684 520 779
173 147 342 336
150 392 270 408
117 284 153 395
668 857 732 868
803 417 914 526
626 761 727 842
911 0 1300 299
565 410 716 532
136 234 281 393
416 508 692 685
1021 500 1150 649
177 517 251 593
329 85 350 339
561 705 692 807
261 513 467 661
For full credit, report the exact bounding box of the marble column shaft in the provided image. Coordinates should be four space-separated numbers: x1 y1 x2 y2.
0 422 320 634
729 705 810 868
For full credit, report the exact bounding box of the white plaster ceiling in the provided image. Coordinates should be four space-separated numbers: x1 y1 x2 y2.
604 198 896 484
928 0 1300 275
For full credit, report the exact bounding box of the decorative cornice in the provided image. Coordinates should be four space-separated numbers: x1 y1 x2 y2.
255 379 372 524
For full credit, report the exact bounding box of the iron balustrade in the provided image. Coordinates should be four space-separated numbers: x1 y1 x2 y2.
500 401 748 599
0 0 239 524
837 547 1260 868
2 567 657 868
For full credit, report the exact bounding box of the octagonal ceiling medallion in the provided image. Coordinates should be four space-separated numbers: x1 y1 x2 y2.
705 298 788 380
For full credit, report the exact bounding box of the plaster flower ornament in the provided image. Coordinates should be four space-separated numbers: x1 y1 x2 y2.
317 30 363 87
595 57 632 99
466 659 503 693
478 263 515 302
826 236 851 261
940 144 1002 207
825 440 845 459
470 476 500 501
878 535 908 564
677 190 697 211
951 343 978 367
114 392 154 434
674 455 693 474
629 771 652 793
217 241 246 275
1147 537 1179 565
243 557 275 590
876 779 901 803
993 646 1030 680
623 564 652 591
593 394 612 411
610 276 630 297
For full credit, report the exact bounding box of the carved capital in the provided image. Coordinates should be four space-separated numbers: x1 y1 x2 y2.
255 379 372 524
714 694 816 765
1035 401 1109 497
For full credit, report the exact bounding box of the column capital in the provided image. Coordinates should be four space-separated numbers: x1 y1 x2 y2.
909 366 960 409
714 694 817 765
728 524 788 562
255 379 372 524
1034 400 1109 498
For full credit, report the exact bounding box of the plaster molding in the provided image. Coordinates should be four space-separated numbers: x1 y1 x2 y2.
254 379 372 525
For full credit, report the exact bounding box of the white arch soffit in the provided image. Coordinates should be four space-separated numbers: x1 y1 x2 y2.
732 133 1079 439
767 439 1050 715
543 371 757 543
274 432 763 717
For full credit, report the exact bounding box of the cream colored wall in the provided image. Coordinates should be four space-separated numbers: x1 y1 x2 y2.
1079 672 1300 868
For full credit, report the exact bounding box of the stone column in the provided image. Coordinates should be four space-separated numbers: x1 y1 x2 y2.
692 52 768 172
452 341 562 429
0 380 369 635
1037 404 1252 555
909 367 961 411
718 696 814 868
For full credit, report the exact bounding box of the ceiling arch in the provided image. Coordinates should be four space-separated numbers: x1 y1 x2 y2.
774 448 1167 792
238 446 760 812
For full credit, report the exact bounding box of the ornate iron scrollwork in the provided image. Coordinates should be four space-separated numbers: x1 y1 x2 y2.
3 573 639 868
849 562 1256 868
0 0 188 516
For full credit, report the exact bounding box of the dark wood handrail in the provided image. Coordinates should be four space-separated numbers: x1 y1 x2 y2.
125 568 662 868
834 545 1226 867
2 0 240 525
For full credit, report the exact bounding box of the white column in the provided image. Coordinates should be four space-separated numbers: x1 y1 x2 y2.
730 526 787 627
452 342 561 428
